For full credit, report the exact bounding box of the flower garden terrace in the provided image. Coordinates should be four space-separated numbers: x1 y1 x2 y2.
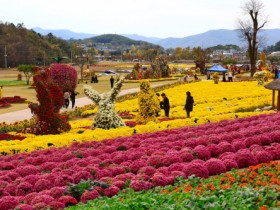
0 80 279 209
0 80 275 155
68 161 280 209
0 112 280 209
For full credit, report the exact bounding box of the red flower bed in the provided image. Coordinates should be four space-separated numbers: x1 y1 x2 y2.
119 112 135 119
0 99 10 108
125 121 136 127
0 96 27 108
0 134 25 141
0 113 280 209
1 96 27 103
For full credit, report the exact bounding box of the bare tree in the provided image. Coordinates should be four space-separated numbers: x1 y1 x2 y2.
75 55 87 83
236 0 267 76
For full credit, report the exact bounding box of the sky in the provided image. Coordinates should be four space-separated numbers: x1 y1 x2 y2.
1 0 279 38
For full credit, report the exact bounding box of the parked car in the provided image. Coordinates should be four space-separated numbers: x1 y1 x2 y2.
104 70 116 75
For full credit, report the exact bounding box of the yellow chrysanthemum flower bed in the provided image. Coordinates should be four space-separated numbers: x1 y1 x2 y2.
80 109 97 117
124 77 178 83
0 80 275 155
116 80 272 117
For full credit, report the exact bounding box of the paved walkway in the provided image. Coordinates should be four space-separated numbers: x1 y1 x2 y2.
0 82 176 123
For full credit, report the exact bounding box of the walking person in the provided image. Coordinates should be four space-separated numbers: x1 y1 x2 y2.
70 91 77 109
94 75 98 83
207 71 211 80
110 76 114 88
184 91 194 118
228 70 233 82
274 66 279 79
161 93 170 117
63 91 70 109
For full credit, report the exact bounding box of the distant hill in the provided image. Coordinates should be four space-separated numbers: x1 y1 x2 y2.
32 27 97 40
82 34 162 49
122 34 161 44
156 30 241 48
261 29 280 46
0 23 71 67
32 27 280 49
156 29 280 49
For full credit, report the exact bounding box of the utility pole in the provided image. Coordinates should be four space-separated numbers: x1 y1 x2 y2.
43 51 46 66
4 45 7 68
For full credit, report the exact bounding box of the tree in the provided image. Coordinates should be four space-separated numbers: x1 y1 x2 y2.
192 47 211 74
266 40 280 53
52 56 68 63
236 0 267 76
75 55 87 82
267 56 280 65
144 48 161 62
273 41 280 51
17 64 33 85
71 43 87 82
151 56 170 78
174 47 183 60
0 23 71 67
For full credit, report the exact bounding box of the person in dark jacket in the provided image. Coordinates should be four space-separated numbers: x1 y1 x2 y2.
70 91 77 109
161 93 170 117
184 91 194 118
110 76 114 88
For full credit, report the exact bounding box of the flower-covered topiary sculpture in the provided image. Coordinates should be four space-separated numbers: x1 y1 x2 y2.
22 67 71 135
136 80 160 124
254 70 272 84
49 63 78 92
83 78 126 129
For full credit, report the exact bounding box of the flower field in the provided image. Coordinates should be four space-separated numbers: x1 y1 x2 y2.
116 80 272 117
68 161 280 209
0 81 274 156
0 80 279 209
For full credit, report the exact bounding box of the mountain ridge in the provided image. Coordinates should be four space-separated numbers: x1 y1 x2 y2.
32 27 280 49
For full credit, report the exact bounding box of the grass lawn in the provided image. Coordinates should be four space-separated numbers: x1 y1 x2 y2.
0 63 197 115
0 68 180 115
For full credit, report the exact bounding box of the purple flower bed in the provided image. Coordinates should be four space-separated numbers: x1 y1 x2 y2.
0 113 280 209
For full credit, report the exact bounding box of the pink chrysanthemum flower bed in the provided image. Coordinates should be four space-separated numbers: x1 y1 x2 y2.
0 113 280 209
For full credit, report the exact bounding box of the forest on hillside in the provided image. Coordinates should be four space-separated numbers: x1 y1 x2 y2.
82 34 162 49
0 22 164 68
0 22 71 67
